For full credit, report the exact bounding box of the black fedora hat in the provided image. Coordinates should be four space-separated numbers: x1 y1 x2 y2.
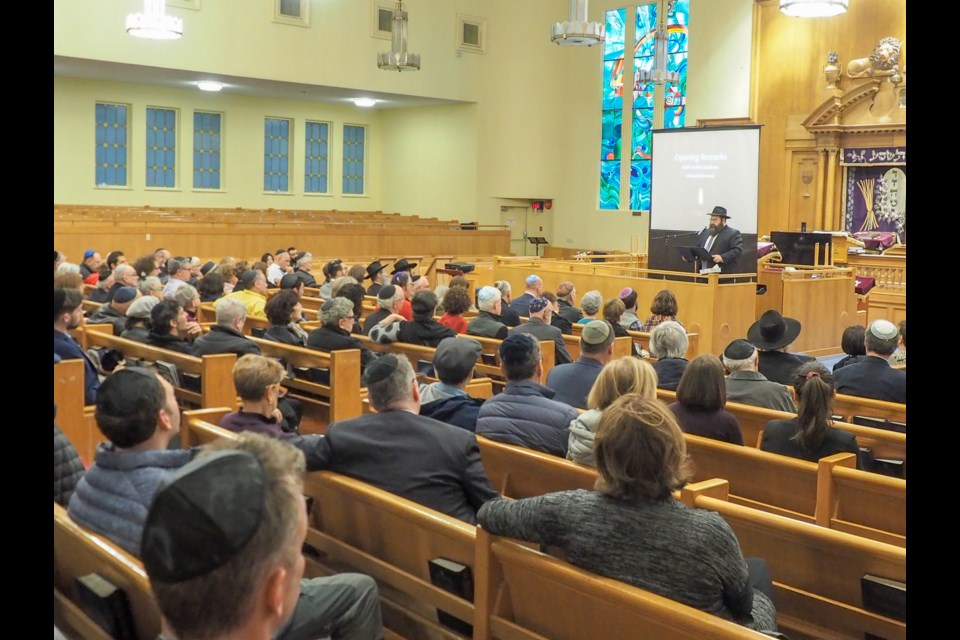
391 258 418 274
365 260 387 280
706 205 730 219
747 310 801 350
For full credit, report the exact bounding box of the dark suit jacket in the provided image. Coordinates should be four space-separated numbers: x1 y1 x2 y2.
509 293 535 318
315 410 499 524
696 224 743 273
757 350 814 385
832 356 906 404
192 325 261 357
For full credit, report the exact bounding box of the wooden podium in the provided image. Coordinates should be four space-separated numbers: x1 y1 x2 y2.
757 265 859 357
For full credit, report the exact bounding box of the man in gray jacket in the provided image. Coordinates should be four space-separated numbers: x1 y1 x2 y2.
508 296 573 365
722 339 796 414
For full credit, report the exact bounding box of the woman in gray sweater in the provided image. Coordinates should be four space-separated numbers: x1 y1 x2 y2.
478 394 779 633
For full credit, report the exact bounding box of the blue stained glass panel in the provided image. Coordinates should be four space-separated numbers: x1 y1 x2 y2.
601 110 622 161
604 9 625 61
668 0 689 52
264 118 291 192
146 107 176 188
343 125 365 194
600 161 621 210
632 109 653 159
602 60 625 110
629 160 651 211
635 3 657 57
304 121 329 194
95 103 128 186
193 111 221 189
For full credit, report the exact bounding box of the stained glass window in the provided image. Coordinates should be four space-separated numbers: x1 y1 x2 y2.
146 107 177 188
264 117 291 192
95 103 128 187
193 111 221 190
601 1 689 211
304 121 329 194
343 125 366 195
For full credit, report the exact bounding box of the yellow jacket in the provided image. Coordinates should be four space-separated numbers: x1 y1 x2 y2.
225 289 267 320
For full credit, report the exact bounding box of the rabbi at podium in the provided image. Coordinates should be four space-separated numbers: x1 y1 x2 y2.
696 206 743 274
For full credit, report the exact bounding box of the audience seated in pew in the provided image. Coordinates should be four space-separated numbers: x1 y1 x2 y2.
477 333 580 458
508 295 573 364
567 356 658 466
650 320 689 390
468 285 510 339
307 297 378 373
832 324 867 372
86 285 140 334
603 297 645 358
142 432 384 640
311 354 499 524
193 296 262 357
54 288 100 405
418 337 486 431
369 290 457 347
748 310 816 385
147 299 201 355
833 319 906 404
439 285 472 334
263 289 310 346
761 361 863 469
540 291 574 335
545 319 616 409
722 339 796 413
492 279 522 327
669 354 744 446
363 284 404 336
477 394 779 634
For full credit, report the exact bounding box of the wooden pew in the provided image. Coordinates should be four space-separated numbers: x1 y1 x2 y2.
54 503 161 640
303 470 478 640
477 435 596 499
247 337 363 427
54 358 97 465
80 325 238 410
657 389 907 472
832 393 906 425
181 408 237 447
816 454 907 547
681 479 907 640
473 527 768 640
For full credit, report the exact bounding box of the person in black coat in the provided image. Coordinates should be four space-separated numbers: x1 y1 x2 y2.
832 320 906 404
263 289 310 347
694 205 743 274
748 310 815 385
312 354 499 524
192 297 262 357
306 297 377 372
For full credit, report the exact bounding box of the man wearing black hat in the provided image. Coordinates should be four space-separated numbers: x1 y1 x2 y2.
695 206 743 274
312 354 499 524
748 310 815 385
365 260 389 296
391 257 418 275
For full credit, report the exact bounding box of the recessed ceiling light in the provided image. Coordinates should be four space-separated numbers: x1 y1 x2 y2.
197 81 224 92
352 98 378 108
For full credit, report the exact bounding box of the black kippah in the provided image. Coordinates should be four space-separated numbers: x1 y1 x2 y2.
141 451 265 584
362 354 400 386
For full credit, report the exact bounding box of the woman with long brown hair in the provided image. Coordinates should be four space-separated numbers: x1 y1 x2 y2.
761 361 862 467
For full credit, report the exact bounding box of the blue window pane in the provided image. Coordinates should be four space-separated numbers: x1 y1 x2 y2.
636 3 657 56
630 160 651 211
95 103 128 186
604 9 625 61
343 125 366 194
600 161 621 210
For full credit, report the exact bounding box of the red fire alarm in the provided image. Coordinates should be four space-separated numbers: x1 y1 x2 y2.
531 200 543 211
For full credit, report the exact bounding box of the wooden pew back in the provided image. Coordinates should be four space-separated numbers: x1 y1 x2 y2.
473 527 768 640
817 454 907 547
303 471 477 638
54 359 96 465
54 503 161 640
477 436 596 499
681 480 906 640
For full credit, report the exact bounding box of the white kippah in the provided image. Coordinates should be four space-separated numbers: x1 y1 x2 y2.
868 319 898 340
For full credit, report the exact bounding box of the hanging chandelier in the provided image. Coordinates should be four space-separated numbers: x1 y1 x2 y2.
377 1 420 71
126 0 183 40
779 0 849 18
551 0 605 47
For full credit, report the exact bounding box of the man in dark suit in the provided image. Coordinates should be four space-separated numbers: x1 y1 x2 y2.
833 319 906 403
509 274 542 318
695 205 743 274
313 354 499 524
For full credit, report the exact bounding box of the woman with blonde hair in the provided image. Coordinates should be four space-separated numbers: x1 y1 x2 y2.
567 356 657 466
478 394 778 634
